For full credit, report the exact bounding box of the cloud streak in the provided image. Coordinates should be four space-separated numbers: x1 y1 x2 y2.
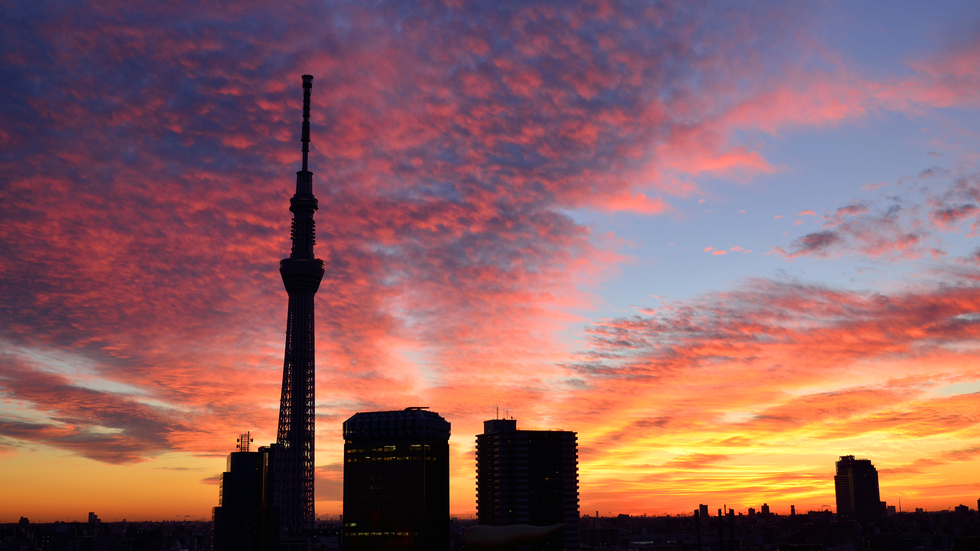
776 171 980 260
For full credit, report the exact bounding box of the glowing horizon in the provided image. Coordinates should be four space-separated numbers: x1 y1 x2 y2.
2 0 980 523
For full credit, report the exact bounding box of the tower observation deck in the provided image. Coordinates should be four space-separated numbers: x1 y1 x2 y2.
274 74 325 537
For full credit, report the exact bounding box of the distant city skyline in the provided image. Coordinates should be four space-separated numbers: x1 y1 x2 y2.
2 0 980 522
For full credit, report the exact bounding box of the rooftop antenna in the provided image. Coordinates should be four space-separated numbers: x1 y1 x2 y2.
236 431 253 453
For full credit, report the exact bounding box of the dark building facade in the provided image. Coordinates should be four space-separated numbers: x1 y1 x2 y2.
213 437 278 551
274 75 325 537
835 455 883 523
343 408 451 551
476 418 579 550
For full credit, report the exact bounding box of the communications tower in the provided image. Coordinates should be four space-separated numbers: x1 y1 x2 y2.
274 74 324 536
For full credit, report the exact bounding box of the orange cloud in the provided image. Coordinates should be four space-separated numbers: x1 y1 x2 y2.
565 276 980 513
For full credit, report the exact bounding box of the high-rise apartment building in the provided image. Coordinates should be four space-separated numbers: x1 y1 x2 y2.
342 408 451 551
835 455 883 523
476 418 579 550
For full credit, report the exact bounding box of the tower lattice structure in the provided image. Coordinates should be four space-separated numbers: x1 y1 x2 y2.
274 74 324 537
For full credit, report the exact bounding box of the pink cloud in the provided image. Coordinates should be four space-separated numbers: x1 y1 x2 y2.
777 172 980 261
930 204 979 230
572 276 980 418
597 191 671 215
2 3 833 487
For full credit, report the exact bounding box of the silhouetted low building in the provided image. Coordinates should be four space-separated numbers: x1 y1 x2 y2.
342 408 451 551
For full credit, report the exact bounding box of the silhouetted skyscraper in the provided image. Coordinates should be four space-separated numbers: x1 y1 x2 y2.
213 434 278 551
342 408 451 551
476 418 579 550
274 75 325 537
835 455 882 523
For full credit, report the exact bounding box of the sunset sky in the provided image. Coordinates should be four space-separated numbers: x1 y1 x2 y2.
2 0 980 522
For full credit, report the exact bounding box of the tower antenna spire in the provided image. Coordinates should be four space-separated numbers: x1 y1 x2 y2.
301 74 312 173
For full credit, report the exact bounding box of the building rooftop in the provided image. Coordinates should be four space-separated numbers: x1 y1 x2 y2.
344 408 451 440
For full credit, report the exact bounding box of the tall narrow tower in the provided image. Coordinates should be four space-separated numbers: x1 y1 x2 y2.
274 74 324 536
